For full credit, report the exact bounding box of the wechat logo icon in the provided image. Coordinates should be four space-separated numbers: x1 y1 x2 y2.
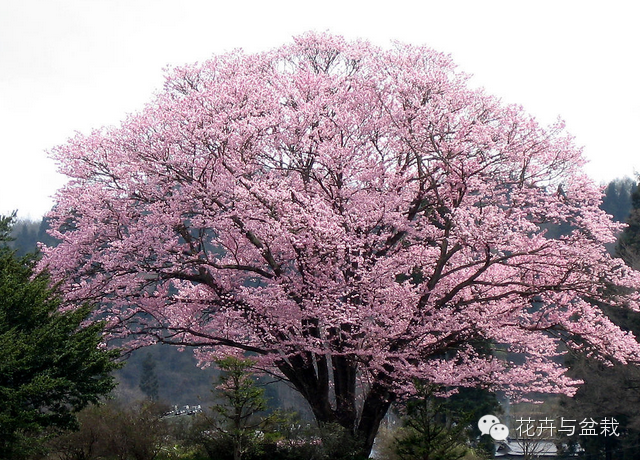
478 414 509 441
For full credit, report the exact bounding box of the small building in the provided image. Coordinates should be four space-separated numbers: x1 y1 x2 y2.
495 439 559 458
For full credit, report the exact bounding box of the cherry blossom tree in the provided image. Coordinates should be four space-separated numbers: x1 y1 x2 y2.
41 33 640 456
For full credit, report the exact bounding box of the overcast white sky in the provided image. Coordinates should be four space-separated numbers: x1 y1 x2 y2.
1 0 639 220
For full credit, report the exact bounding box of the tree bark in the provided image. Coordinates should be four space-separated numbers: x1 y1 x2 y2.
278 354 393 458
358 382 394 456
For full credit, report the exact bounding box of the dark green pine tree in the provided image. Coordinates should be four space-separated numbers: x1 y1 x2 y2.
0 213 121 458
617 180 640 265
394 382 500 460
205 357 273 460
139 352 160 401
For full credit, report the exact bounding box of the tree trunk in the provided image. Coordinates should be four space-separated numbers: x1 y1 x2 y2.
357 382 394 456
277 354 394 458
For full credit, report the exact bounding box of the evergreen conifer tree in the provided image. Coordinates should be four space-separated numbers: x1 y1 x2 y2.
0 213 121 457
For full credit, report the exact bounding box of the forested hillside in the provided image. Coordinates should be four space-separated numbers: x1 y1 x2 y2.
602 177 636 224
6 217 58 257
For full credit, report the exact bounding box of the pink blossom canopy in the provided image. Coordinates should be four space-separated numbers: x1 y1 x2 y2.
42 33 640 402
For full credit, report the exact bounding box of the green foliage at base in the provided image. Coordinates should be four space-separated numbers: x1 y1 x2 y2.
391 382 497 460
48 400 171 460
